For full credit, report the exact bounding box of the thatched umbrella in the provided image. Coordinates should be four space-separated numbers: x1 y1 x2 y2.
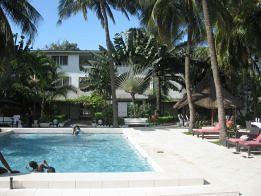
174 74 242 124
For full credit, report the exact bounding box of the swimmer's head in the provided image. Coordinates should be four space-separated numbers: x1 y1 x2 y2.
47 167 56 173
29 161 38 170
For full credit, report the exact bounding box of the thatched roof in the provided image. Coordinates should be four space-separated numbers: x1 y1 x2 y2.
174 74 242 109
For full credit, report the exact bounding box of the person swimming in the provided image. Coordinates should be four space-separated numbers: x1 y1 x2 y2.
27 160 55 173
72 125 81 135
0 152 19 174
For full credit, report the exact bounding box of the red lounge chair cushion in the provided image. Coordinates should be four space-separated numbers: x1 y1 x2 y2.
197 129 220 134
227 138 241 143
239 140 261 146
254 134 261 142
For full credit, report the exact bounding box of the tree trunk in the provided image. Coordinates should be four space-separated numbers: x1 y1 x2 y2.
201 0 226 141
40 97 45 119
130 92 136 117
185 25 195 132
155 73 161 115
100 2 118 127
130 92 135 105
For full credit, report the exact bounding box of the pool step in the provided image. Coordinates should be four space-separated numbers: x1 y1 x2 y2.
0 186 239 196
0 172 204 189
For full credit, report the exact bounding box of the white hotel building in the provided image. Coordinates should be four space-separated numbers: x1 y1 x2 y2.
42 50 184 120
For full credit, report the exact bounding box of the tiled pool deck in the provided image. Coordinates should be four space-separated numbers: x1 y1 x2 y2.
0 127 259 195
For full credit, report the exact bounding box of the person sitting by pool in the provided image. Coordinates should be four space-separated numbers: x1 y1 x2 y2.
27 160 55 173
72 125 81 135
0 152 20 174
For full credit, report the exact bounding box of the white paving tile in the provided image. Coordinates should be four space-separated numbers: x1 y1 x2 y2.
34 189 62 196
4 189 36 196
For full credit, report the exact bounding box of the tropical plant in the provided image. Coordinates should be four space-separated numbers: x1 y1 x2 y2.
215 0 260 118
27 55 76 118
201 0 226 141
117 66 151 104
58 0 139 127
139 0 205 131
80 48 113 99
128 103 152 118
67 92 106 113
0 0 42 58
45 40 80 51
113 28 183 114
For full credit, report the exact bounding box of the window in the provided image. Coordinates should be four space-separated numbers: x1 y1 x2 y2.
55 77 71 87
79 77 88 89
51 56 68 66
60 56 68 65
63 77 70 86
51 56 59 65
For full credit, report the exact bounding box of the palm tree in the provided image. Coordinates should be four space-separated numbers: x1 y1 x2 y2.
139 0 204 131
114 28 183 114
201 0 226 140
0 0 42 58
117 66 151 105
215 0 260 117
28 54 77 118
80 47 114 99
58 0 138 127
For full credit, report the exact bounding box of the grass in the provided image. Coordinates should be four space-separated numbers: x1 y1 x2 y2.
211 140 222 145
183 131 193 135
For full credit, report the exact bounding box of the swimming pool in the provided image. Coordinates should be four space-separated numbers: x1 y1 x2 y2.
0 133 152 173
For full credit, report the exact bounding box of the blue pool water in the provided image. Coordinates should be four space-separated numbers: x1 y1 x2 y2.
0 133 152 173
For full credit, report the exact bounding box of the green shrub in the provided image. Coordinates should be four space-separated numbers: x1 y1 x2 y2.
118 118 125 125
157 116 175 124
53 114 67 122
95 112 104 121
128 103 152 118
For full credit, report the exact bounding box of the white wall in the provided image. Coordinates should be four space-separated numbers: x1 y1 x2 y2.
118 102 128 117
47 53 87 89
60 55 82 73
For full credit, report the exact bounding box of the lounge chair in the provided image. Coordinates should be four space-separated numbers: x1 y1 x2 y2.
237 134 261 157
226 133 259 150
192 123 220 139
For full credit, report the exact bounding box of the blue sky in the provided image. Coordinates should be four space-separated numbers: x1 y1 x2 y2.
12 0 141 50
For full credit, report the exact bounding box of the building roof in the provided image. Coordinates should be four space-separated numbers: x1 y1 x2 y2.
32 50 99 54
174 74 242 109
55 89 148 101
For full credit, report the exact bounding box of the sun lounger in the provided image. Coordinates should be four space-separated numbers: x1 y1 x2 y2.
237 134 261 156
226 133 259 150
124 118 149 127
192 123 220 139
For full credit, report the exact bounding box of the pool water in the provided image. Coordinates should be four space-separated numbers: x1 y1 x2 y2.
0 133 152 173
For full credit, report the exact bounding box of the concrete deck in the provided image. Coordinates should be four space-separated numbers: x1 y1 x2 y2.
125 128 260 195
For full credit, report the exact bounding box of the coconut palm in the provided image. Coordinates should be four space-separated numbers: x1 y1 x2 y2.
201 0 226 140
58 0 138 127
215 0 260 110
0 0 42 58
139 0 204 131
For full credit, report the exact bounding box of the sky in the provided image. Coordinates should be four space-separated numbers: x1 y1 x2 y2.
12 0 141 50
